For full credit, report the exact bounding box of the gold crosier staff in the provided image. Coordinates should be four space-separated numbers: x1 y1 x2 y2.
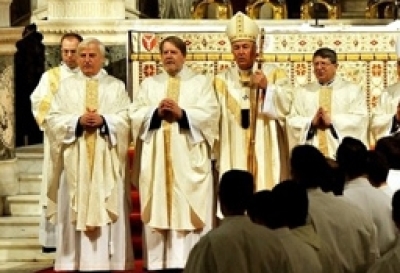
247 27 266 180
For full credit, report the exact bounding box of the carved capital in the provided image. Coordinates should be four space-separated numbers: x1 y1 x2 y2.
0 28 24 55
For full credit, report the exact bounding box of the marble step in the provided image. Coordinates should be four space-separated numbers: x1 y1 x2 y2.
15 144 44 154
19 173 42 195
0 216 40 238
5 195 41 217
16 145 44 176
0 238 54 262
0 261 54 273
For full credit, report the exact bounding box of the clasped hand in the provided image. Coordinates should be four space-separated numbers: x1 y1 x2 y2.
312 107 332 129
79 108 103 132
250 70 268 89
158 98 182 123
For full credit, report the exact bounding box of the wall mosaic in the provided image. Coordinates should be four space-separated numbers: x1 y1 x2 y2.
129 30 400 112
0 56 15 160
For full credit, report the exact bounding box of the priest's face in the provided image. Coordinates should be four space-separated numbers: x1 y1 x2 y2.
313 56 338 84
61 37 81 69
78 42 105 77
161 41 185 76
231 40 257 70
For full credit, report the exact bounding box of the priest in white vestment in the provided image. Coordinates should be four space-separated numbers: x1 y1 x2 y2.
371 83 400 140
44 38 133 271
184 170 292 273
215 12 293 191
284 48 369 158
30 33 82 252
129 36 219 271
371 35 400 141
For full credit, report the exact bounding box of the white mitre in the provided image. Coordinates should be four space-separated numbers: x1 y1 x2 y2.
226 11 260 43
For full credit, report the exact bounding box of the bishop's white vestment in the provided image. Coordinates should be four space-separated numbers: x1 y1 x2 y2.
129 66 219 270
44 70 133 271
214 64 292 191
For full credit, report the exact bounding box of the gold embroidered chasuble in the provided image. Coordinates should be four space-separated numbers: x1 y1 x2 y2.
286 78 369 159
129 66 220 230
317 86 332 157
214 64 290 191
163 76 180 227
35 67 61 126
84 79 99 178
44 71 131 231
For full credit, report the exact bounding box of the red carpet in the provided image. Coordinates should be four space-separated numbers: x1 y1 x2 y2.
36 187 144 273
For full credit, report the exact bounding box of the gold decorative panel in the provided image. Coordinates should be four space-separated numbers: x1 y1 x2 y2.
129 27 400 111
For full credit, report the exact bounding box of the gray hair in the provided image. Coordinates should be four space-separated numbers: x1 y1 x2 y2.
77 38 109 66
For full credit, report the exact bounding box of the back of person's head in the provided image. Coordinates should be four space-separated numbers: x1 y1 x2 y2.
290 145 331 189
336 137 368 180
392 190 400 227
323 157 345 195
219 169 254 216
366 150 389 187
272 180 309 229
247 190 280 228
375 136 400 170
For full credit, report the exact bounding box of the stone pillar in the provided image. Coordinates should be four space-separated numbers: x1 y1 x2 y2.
125 0 137 10
0 28 23 204
0 0 12 27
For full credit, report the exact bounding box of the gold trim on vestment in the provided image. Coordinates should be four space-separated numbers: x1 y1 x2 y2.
317 87 332 157
85 79 99 179
214 77 242 125
163 76 180 228
36 67 61 126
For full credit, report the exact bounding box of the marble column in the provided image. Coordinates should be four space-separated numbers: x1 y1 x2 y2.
0 0 12 27
0 28 23 205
